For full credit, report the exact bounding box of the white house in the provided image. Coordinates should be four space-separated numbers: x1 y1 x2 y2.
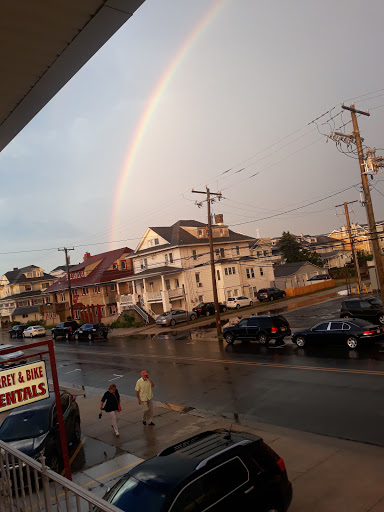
114 219 275 318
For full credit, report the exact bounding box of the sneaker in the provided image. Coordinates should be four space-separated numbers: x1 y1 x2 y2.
148 422 155 426
142 420 146 425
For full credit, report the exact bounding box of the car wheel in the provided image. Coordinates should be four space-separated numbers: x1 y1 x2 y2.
75 333 79 341
73 419 81 444
236 304 240 309
222 306 227 313
269 296 274 301
190 314 196 321
87 333 93 341
48 455 61 474
206 311 211 316
282 292 286 298
258 333 268 345
378 314 384 325
170 319 176 326
224 333 234 344
249 300 253 306
347 336 358 349
295 336 306 348
65 332 70 340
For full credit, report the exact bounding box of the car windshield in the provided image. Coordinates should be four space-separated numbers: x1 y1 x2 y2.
83 324 94 329
0 409 50 441
101 476 166 510
369 298 382 307
161 312 171 317
196 303 205 308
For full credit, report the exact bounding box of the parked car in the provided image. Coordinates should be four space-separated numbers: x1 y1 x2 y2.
0 344 27 368
0 391 81 474
98 429 292 512
156 310 197 326
257 287 286 302
223 314 291 345
226 296 254 309
292 318 384 349
192 302 227 317
23 325 46 338
74 323 109 341
340 297 384 325
51 321 79 341
8 324 28 338
307 274 331 282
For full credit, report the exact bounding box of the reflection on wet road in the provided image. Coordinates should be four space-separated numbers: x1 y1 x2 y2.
1 296 384 446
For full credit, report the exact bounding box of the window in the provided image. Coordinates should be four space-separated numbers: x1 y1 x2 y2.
77 272 81 278
195 273 200 283
121 261 127 270
110 284 116 291
113 263 118 270
41 283 50 289
224 268 228 276
94 285 101 294
155 238 159 245
228 267 232 275
193 250 197 261
140 259 147 269
237 319 249 327
175 279 180 288
74 310 80 320
82 287 89 296
215 249 220 258
165 279 171 290
263 250 269 257
60 293 65 302
169 253 173 263
227 290 232 297
220 228 225 236
232 267 236 275
236 246 240 255
220 248 225 258
253 286 257 297
257 251 262 257
71 288 77 296
217 270 221 281
198 295 204 302
246 268 255 279
234 289 238 296
313 322 329 331
329 322 343 330
165 254 169 264
149 239 154 247
360 301 372 309
259 267 264 276
108 305 117 315
25 285 32 292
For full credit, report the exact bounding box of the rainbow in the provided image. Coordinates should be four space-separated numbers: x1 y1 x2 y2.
110 0 226 247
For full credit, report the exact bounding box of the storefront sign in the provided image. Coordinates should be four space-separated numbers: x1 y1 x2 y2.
0 360 49 412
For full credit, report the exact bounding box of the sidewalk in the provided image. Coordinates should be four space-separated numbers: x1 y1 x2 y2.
70 388 384 512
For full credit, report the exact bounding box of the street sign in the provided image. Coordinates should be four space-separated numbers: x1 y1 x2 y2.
0 360 49 412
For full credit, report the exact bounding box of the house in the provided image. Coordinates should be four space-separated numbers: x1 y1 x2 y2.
250 238 283 264
0 265 55 327
50 265 76 279
273 262 325 289
318 250 352 269
42 248 133 323
329 223 373 254
114 219 275 319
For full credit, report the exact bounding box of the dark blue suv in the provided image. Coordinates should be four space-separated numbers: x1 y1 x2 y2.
98 429 292 511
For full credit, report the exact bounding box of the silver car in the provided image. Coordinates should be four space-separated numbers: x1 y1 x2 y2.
156 310 197 326
0 344 27 368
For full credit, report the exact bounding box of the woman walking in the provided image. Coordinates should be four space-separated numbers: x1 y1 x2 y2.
100 383 121 437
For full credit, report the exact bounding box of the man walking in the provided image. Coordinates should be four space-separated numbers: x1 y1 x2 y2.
135 370 155 426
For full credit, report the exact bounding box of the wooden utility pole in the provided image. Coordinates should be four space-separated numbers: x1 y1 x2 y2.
342 104 384 303
58 247 74 320
335 200 362 293
192 187 223 341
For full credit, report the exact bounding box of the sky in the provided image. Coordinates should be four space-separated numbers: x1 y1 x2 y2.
1 0 384 276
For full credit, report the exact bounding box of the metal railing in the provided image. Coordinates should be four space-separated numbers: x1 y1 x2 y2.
0 440 122 512
129 304 149 324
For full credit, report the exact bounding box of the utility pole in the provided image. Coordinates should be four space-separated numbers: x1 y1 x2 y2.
192 187 223 341
58 247 74 320
335 200 362 293
342 104 384 303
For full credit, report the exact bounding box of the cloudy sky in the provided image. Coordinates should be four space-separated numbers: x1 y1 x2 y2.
1 0 384 276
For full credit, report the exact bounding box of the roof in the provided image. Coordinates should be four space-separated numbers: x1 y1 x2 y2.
129 429 260 493
131 265 183 278
135 220 255 256
45 247 133 292
0 290 44 301
319 250 348 260
274 261 322 277
12 306 39 316
0 0 145 151
3 266 53 285
50 265 76 273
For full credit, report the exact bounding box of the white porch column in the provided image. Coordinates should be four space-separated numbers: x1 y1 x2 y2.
160 275 169 312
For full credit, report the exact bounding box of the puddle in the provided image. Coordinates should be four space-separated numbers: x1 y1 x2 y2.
70 436 121 473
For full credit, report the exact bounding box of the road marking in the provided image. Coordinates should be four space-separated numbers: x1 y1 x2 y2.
108 374 123 381
132 353 384 377
60 436 88 476
65 368 81 374
81 459 143 487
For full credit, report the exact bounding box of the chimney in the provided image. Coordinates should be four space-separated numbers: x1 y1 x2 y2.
84 252 91 261
13 267 18 271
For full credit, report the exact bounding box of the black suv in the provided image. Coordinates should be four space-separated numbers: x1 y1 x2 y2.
257 288 286 302
99 429 292 512
223 315 291 345
192 302 227 317
51 321 79 340
340 297 384 325
0 391 81 474
8 324 28 338
74 323 109 341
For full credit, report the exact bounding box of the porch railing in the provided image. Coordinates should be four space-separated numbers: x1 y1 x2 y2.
168 288 184 299
0 439 122 512
145 291 162 302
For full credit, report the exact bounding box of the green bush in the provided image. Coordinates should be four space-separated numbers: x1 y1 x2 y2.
110 314 141 328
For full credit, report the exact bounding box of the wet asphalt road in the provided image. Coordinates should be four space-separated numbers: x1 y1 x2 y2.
2 296 384 446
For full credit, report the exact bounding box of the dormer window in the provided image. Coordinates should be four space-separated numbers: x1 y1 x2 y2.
113 263 118 270
197 229 204 238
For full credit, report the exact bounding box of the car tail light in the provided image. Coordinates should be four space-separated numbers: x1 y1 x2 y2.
198 309 202 311
69 328 72 332
271 327 278 333
363 330 375 335
72 396 76 402
277 457 286 472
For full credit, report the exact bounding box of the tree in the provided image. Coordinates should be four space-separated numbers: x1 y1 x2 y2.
357 250 373 266
279 231 323 266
